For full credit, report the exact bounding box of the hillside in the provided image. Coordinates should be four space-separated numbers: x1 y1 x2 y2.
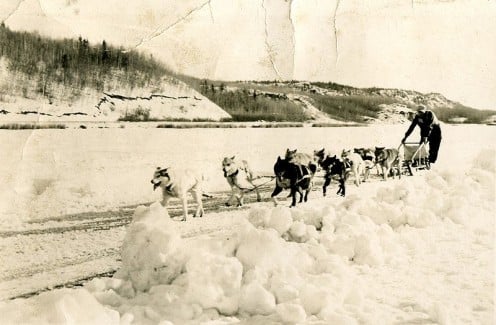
1 25 494 125
0 24 230 122
186 79 496 124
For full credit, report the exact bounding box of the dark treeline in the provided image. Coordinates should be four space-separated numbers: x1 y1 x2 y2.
0 23 170 95
198 80 307 122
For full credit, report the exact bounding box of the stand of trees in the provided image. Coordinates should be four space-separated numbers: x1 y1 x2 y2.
0 23 170 97
198 80 307 122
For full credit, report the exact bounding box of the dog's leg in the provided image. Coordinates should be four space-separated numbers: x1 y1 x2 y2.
338 178 346 196
159 196 173 217
237 190 245 207
193 190 204 218
323 176 331 197
385 166 391 180
359 164 364 184
353 166 360 186
235 193 244 207
271 186 283 206
226 187 237 206
253 183 262 202
297 186 304 203
160 196 172 208
226 193 235 206
290 187 298 207
180 196 188 221
364 164 370 182
247 178 262 202
339 172 347 196
303 180 311 202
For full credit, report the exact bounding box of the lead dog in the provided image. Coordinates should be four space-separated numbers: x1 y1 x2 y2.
151 166 205 221
374 147 403 180
222 156 261 206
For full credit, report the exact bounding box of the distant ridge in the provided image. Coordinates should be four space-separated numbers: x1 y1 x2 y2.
0 25 494 124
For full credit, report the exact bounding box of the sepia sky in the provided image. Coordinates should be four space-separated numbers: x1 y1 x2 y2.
1 0 495 110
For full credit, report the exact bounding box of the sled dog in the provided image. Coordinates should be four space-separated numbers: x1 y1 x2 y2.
353 147 378 181
285 148 317 169
374 147 403 180
341 149 364 186
271 156 314 207
151 166 205 221
222 156 261 206
314 148 347 196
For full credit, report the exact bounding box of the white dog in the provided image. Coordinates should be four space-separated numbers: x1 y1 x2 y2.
341 149 364 186
222 156 261 206
151 166 205 221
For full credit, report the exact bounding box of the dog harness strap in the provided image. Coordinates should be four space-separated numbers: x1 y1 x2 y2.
230 171 256 191
162 181 175 194
165 184 174 193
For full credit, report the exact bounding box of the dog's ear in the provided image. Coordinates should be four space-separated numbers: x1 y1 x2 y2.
277 156 282 162
155 167 168 177
230 156 235 160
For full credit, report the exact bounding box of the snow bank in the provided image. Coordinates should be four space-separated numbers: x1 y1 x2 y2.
0 148 493 324
0 288 119 324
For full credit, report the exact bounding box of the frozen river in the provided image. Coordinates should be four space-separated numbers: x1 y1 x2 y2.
0 124 494 228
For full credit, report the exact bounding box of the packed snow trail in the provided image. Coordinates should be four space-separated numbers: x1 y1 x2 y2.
0 175 387 300
0 182 298 300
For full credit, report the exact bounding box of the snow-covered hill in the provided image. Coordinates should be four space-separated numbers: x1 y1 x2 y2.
0 58 230 122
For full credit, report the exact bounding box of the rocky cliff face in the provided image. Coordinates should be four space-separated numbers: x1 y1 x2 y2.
0 59 230 122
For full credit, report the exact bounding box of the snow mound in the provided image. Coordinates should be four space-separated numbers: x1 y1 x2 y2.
115 202 184 292
0 289 119 324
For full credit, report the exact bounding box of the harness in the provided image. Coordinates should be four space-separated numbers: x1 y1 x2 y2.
226 168 244 190
164 182 175 195
227 167 275 192
370 150 400 171
225 169 239 178
152 168 175 194
277 164 312 188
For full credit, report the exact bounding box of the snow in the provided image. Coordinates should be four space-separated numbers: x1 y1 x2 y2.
0 124 494 324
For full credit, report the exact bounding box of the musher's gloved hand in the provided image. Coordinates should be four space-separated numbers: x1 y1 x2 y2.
401 137 406 144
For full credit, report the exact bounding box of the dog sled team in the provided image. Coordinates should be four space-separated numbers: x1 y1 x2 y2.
151 105 441 221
